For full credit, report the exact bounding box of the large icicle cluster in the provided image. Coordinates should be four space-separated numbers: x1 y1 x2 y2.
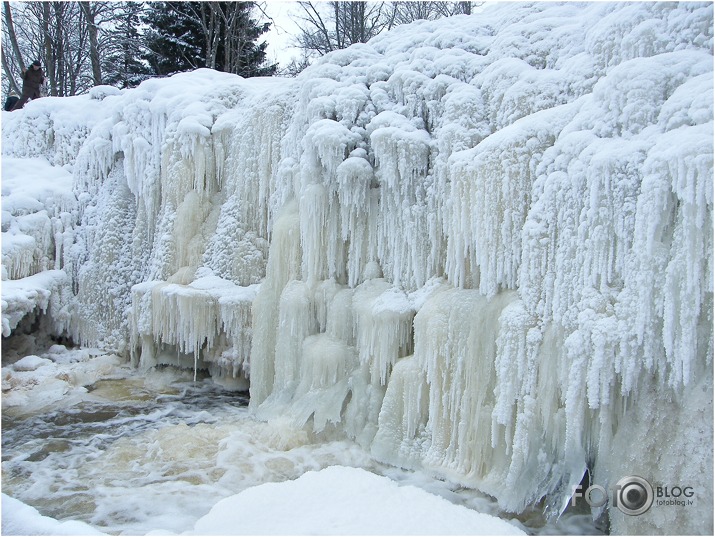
2 2 712 534
5 72 288 385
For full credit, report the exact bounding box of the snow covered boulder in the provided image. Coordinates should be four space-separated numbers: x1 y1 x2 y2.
12 354 52 372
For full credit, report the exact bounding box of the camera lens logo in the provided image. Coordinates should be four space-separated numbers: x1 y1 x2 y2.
614 476 654 516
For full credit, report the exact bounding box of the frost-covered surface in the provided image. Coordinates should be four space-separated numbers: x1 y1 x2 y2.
190 466 524 535
1 157 77 337
1 343 125 412
1 2 712 534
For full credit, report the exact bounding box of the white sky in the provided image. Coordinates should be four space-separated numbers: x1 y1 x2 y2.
262 1 305 68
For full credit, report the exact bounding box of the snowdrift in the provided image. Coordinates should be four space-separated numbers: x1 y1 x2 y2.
2 2 712 534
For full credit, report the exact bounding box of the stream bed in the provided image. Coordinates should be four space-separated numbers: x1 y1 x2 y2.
2 347 602 535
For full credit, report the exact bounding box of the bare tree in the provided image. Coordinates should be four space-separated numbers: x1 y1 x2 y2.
295 1 390 56
2 1 100 98
455 2 474 16
388 1 443 26
279 50 312 77
2 1 138 99
388 1 479 26
1 46 20 95
80 1 102 85
3 2 25 70
293 1 479 61
2 1 24 94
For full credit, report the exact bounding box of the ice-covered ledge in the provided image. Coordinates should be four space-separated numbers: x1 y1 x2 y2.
129 268 259 388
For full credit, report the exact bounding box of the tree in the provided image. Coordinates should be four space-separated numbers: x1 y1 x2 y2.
2 1 24 94
102 2 152 88
279 50 312 77
79 2 102 86
143 2 277 77
295 1 389 56
293 1 479 60
143 3 204 75
2 1 93 97
388 2 474 25
2 1 152 98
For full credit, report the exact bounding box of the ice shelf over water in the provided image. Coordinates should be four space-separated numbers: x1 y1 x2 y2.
2 2 712 534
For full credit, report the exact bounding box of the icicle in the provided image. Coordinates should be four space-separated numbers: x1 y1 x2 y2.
288 334 357 432
354 280 414 386
249 201 302 408
371 354 430 467
446 102 574 295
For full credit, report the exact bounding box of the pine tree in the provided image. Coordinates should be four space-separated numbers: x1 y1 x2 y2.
102 2 152 88
143 2 203 75
143 2 276 78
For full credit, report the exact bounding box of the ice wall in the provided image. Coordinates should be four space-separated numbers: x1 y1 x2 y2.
2 2 712 533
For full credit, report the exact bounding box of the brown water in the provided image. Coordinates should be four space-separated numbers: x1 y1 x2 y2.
2 369 602 535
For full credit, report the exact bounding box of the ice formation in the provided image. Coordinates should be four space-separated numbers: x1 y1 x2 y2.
2 2 712 534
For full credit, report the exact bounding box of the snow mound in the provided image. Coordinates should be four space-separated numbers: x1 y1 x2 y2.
190 466 525 535
1 494 108 536
11 354 52 371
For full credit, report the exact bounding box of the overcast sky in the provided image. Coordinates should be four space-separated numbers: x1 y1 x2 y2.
262 1 304 68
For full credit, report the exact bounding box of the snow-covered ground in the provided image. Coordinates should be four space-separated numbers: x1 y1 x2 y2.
2 2 712 535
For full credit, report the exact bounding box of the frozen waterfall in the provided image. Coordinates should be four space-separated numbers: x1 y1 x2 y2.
2 2 712 534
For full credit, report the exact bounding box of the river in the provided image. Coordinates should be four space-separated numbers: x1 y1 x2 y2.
1 345 602 535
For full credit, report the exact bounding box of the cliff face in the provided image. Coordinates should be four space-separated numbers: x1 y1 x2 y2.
2 2 712 533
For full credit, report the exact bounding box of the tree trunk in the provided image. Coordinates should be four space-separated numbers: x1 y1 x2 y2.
80 1 102 85
1 46 21 94
41 2 57 96
3 1 25 73
53 3 65 96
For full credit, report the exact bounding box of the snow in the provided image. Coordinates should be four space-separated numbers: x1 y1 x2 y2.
10 354 52 371
1 342 123 411
190 466 524 535
1 270 70 337
2 494 108 536
1 2 712 535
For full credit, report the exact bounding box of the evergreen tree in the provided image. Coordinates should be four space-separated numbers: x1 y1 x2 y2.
143 2 203 75
143 2 276 78
102 2 152 88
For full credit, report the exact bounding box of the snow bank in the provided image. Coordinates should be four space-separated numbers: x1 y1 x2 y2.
190 466 524 535
1 494 107 536
1 2 712 534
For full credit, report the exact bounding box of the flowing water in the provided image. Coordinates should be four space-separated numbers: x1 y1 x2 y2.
2 353 603 536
